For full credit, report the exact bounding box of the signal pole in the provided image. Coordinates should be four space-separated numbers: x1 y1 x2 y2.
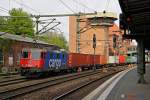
93 34 96 70
113 34 117 63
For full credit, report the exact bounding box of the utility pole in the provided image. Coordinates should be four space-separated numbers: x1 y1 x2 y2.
35 16 40 35
76 15 80 53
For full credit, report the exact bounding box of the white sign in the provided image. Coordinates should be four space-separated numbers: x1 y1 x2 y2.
9 57 13 66
49 59 61 68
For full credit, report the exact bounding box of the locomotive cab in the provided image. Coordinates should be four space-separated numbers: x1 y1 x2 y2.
20 48 46 76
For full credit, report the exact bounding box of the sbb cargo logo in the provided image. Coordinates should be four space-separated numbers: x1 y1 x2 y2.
49 59 61 68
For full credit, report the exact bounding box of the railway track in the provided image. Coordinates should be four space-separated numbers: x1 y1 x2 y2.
53 70 120 100
0 78 28 87
0 66 128 100
0 69 103 100
0 76 25 83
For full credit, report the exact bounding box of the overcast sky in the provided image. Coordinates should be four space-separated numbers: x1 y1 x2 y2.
0 0 122 40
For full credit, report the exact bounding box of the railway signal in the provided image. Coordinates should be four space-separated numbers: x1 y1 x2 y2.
113 34 117 48
93 34 96 49
93 34 96 70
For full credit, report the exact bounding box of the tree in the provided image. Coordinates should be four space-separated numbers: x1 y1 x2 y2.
0 8 34 37
0 17 7 32
38 32 68 50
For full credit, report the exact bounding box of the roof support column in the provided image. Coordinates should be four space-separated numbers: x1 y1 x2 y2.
137 39 146 84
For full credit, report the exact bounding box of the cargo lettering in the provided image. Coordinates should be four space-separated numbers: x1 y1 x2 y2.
49 59 61 68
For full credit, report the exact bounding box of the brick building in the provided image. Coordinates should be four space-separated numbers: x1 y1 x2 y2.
69 12 128 56
0 32 60 72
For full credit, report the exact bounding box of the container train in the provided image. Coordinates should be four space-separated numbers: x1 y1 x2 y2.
20 48 137 77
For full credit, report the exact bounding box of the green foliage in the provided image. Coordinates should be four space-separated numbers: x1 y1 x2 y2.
0 8 34 37
0 38 14 52
38 32 68 50
0 17 7 32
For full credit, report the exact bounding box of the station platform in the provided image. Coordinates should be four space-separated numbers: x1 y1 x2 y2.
83 64 150 100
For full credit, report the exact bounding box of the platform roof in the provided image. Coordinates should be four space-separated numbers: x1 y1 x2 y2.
119 0 150 49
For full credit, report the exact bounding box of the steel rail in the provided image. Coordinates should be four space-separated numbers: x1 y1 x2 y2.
0 69 101 100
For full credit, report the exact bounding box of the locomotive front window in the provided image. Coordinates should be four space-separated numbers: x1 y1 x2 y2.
22 51 28 58
32 51 40 59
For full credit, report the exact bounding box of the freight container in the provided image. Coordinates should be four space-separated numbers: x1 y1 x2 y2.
109 56 119 64
126 56 131 64
68 53 103 69
68 53 90 68
93 55 100 66
119 55 126 64
100 55 107 65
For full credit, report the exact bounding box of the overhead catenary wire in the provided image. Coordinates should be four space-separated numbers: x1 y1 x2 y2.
40 22 61 34
12 0 41 14
71 0 96 12
0 9 8 13
9 0 61 37
0 6 9 12
38 19 56 33
59 0 76 13
0 6 9 13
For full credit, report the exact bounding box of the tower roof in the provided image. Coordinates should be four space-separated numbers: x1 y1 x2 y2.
86 12 117 20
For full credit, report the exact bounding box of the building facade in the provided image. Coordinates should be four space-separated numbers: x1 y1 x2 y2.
69 13 128 56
